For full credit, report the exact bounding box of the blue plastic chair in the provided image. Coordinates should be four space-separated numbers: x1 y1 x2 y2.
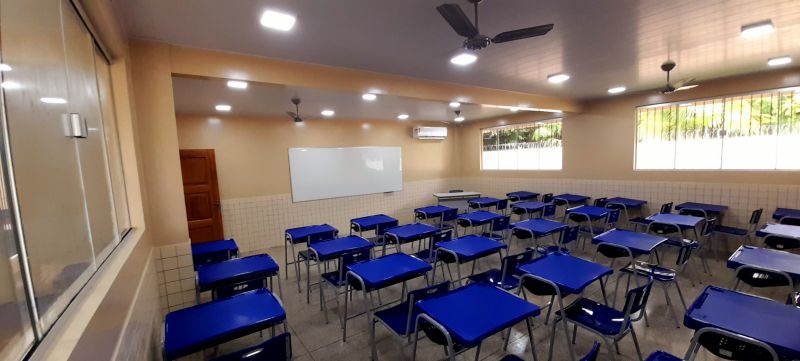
593 197 608 208
483 215 511 242
497 199 509 215
779 216 800 226
549 276 654 361
211 333 291 361
320 249 371 324
630 202 672 232
536 225 578 255
440 208 460 233
714 208 762 244
412 229 452 264
733 264 796 305
541 193 554 203
467 249 535 290
764 234 800 251
684 327 779 361
542 204 557 219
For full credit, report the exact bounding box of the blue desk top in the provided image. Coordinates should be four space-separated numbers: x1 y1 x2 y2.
512 219 567 238
435 235 507 262
347 253 431 290
756 223 800 238
567 205 610 220
518 253 613 295
308 236 373 260
285 224 338 242
554 193 590 203
164 289 286 360
507 191 539 201
511 201 547 212
773 208 800 221
727 245 800 280
415 283 540 347
605 197 647 208
350 214 398 230
458 210 503 225
468 197 501 206
415 205 456 218
592 229 668 256
646 213 704 229
675 202 728 215
197 254 279 291
384 223 440 242
191 239 238 256
684 286 800 359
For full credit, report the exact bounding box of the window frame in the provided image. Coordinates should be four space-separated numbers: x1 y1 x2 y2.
479 117 564 171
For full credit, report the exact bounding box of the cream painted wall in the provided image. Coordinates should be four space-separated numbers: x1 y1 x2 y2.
176 114 458 199
458 67 800 185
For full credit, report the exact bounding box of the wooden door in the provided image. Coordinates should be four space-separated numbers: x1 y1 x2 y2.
179 149 223 244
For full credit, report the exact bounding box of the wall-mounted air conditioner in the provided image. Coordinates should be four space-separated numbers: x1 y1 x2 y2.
413 126 448 140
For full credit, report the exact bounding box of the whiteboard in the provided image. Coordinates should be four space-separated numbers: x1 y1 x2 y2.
288 147 403 202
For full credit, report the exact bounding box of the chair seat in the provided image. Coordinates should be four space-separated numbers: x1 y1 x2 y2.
714 225 748 236
534 245 570 256
579 225 607 235
499 355 524 361
411 248 437 264
629 217 653 225
621 261 677 282
645 351 683 361
373 301 415 336
481 232 505 241
297 250 316 261
323 271 363 290
558 298 627 336
467 269 520 290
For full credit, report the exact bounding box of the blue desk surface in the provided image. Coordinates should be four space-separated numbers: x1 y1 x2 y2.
646 213 704 229
197 254 279 291
727 245 800 280
350 214 398 230
415 283 541 347
511 201 547 212
566 205 610 220
684 286 800 359
605 197 647 208
512 219 567 238
384 223 440 242
435 235 507 262
191 239 238 256
309 236 373 260
164 289 286 360
518 253 613 295
675 202 728 215
468 197 501 206
554 193 590 203
592 229 668 256
415 205 456 218
756 223 800 238
458 210 504 225
507 191 539 201
347 253 431 290
285 224 338 242
773 208 800 221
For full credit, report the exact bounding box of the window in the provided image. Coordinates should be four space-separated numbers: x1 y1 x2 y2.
481 119 563 170
635 87 800 170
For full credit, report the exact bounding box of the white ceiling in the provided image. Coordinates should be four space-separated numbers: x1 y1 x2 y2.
119 0 800 99
172 76 515 122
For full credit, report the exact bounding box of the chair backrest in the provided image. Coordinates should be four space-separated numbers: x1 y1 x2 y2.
512 227 533 240
512 206 527 215
497 199 508 211
700 219 715 238
621 276 654 325
542 204 556 218
211 332 291 361
407 281 450 304
541 193 554 203
376 220 399 236
502 249 536 278
442 208 459 222
675 240 698 268
567 212 589 223
449 189 463 193
553 198 568 206
596 242 633 260
735 265 793 289
579 342 601 361
521 273 559 297
690 327 779 361
679 208 708 219
340 249 371 271
764 234 800 250
593 197 608 207
647 221 681 236
749 208 763 226
659 202 674 214
560 226 579 246
606 209 621 225
468 201 480 209
779 216 800 226
306 230 339 245
491 216 511 232
433 229 453 243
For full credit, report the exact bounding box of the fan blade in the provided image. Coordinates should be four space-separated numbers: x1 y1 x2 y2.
436 4 478 38
287 111 298 119
673 78 697 91
492 24 553 43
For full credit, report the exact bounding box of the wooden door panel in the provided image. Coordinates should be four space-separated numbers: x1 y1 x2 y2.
180 149 223 244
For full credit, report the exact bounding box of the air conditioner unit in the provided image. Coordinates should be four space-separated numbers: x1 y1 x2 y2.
413 126 448 140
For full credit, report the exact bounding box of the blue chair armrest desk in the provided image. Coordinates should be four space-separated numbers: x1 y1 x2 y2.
191 239 239 270
284 224 339 294
350 214 399 244
382 223 440 255
433 234 507 286
307 235 374 323
507 191 540 202
196 254 282 302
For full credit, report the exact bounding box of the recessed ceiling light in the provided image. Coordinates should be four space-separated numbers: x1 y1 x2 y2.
767 56 792 66
227 80 248 89
454 116 465 122
1 81 21 89
362 93 377 101
362 123 371 130
215 104 232 112
0 64 11 71
741 20 775 38
260 10 296 31
449 101 461 108
676 84 699 91
509 107 519 112
608 86 627 94
397 114 409 120
320 109 335 117
40 97 67 104
450 52 477 66
547 73 570 83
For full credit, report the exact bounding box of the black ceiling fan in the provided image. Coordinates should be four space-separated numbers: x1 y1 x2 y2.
660 60 697 94
436 0 553 51
286 97 303 122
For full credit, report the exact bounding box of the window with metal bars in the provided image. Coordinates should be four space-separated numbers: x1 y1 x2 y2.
481 119 563 170
635 87 800 170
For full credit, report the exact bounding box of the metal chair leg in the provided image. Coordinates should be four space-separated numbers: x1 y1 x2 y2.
675 280 688 311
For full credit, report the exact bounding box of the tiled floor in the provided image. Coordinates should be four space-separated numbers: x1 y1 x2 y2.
180 230 787 361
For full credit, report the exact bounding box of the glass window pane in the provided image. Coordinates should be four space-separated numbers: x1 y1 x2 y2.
480 119 563 170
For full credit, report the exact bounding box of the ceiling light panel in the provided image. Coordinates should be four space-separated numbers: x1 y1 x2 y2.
320 109 335 117
608 86 626 94
227 80 248 89
215 104 232 111
260 10 296 31
397 114 409 120
740 20 775 38
767 56 792 66
547 73 570 83
362 93 377 101
450 52 477 66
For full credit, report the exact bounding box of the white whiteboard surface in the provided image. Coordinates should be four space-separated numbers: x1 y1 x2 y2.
288 147 403 202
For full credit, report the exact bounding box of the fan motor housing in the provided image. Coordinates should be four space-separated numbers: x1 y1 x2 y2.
464 36 491 50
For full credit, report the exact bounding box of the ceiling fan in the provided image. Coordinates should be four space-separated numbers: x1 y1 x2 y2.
660 60 697 94
286 97 303 122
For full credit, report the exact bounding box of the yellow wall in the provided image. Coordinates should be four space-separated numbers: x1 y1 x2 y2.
176 114 457 199
458 67 800 184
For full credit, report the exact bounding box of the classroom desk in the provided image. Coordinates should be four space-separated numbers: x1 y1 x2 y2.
511 201 547 219
191 239 238 270
415 205 456 220
675 202 728 216
512 218 568 239
284 224 339 287
345 253 432 347
646 213 704 235
756 223 800 238
468 197 502 210
566 205 610 220
412 283 541 361
684 286 800 360
605 197 647 209
163 288 287 361
434 234 507 285
308 236 374 323
592 229 668 257
507 191 539 202
457 210 504 234
728 245 800 283
350 214 398 237
383 223 440 254
553 193 590 205
196 254 282 301
773 208 800 221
